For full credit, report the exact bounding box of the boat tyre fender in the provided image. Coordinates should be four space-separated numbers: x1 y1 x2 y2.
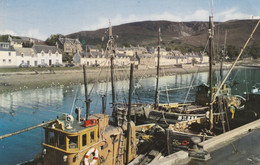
84 148 99 165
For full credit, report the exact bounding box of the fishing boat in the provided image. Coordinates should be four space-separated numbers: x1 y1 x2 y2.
114 24 245 128
15 64 166 165
166 16 260 161
0 22 168 165
243 83 260 119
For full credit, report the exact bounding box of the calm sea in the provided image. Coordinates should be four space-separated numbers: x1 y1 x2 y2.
0 68 259 164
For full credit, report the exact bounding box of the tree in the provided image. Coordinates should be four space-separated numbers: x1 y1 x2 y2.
22 42 33 48
62 52 73 62
248 43 260 59
0 35 21 42
122 43 131 47
97 44 102 51
0 35 9 42
45 34 64 46
226 45 239 60
166 47 171 51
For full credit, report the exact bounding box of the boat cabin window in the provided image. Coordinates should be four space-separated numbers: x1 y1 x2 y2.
90 131 95 143
57 134 66 150
82 134 87 147
47 131 55 146
68 136 78 149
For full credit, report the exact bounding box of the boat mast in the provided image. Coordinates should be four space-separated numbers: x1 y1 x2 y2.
209 16 214 130
155 28 161 109
126 63 134 164
109 20 116 116
220 30 227 83
83 65 91 120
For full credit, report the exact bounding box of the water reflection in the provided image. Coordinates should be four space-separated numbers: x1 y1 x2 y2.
0 87 64 115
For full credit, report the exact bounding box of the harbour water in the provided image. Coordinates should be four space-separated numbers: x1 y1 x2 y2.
0 68 260 164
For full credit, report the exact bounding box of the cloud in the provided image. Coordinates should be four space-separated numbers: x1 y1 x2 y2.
21 29 48 40
84 8 256 31
0 28 47 40
0 29 17 36
214 8 251 21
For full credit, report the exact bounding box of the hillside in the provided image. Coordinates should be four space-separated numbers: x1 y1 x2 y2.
66 20 260 50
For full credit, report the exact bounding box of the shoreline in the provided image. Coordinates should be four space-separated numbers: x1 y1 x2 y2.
0 64 245 94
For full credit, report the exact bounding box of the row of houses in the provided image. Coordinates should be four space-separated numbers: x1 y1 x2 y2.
0 41 62 68
0 36 209 68
73 46 209 67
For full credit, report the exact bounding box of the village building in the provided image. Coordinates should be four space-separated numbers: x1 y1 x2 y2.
86 45 100 53
147 47 168 56
15 47 36 66
0 42 17 67
73 51 138 67
137 54 156 67
56 37 82 55
8 36 38 48
33 45 62 66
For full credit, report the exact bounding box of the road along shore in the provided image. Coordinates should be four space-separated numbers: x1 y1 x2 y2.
0 65 226 94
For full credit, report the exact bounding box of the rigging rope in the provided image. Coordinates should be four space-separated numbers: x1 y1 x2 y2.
212 19 260 104
182 37 209 103
184 69 199 104
70 84 80 115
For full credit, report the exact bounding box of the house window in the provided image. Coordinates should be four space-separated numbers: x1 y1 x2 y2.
8 59 11 63
56 53 58 57
8 52 11 56
21 54 24 57
3 59 6 63
49 53 51 56
42 52 44 56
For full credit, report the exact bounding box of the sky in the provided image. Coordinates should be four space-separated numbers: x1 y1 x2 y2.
0 0 259 40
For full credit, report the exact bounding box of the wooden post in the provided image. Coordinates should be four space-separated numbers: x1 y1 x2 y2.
209 16 214 130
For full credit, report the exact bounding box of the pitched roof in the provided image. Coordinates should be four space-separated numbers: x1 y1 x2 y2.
0 45 15 52
15 47 35 56
86 45 98 49
74 52 86 58
33 45 61 54
86 51 104 58
58 37 81 45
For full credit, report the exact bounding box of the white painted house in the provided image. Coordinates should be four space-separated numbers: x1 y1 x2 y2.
0 42 17 67
0 43 62 67
33 45 62 66
16 47 36 66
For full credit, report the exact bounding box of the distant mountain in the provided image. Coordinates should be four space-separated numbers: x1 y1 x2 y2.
66 20 260 49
